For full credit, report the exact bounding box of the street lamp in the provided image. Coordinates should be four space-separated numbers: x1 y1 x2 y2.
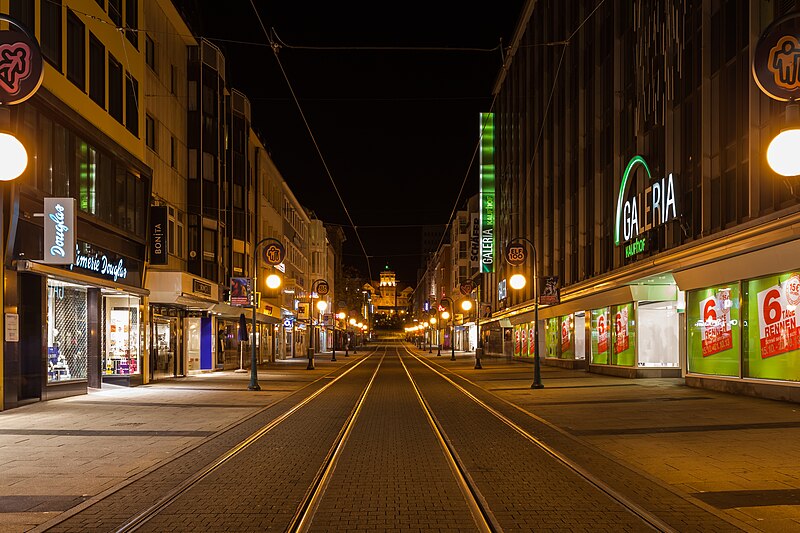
0 132 27 181
307 279 329 370
431 316 440 355
506 237 544 389
337 312 348 356
247 238 285 391
768 103 800 177
440 296 455 361
460 298 481 368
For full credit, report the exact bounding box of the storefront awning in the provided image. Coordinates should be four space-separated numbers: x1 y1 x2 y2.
211 303 280 324
14 259 149 297
146 271 218 308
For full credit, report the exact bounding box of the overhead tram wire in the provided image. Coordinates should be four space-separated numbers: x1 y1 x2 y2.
248 1 374 282
271 29 503 53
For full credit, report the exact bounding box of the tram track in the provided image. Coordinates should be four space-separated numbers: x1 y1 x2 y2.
403 345 673 532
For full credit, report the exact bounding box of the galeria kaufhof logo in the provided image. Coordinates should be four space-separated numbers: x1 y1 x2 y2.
614 156 678 258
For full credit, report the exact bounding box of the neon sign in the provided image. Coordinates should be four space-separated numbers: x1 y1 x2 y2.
480 112 495 273
614 156 678 257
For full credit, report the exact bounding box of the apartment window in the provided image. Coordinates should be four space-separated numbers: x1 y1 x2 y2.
108 0 122 26
233 252 244 274
170 65 177 95
145 35 156 71
203 228 216 257
125 73 139 136
176 211 184 257
41 0 62 70
108 55 123 123
94 0 104 8
89 34 105 107
125 0 138 47
145 114 156 151
66 11 86 90
170 136 176 167
9 0 35 33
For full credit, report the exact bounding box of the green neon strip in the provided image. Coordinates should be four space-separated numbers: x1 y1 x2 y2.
614 155 652 246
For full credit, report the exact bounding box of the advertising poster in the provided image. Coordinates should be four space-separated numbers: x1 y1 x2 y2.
545 317 559 358
230 277 251 306
514 327 521 357
687 285 740 377
520 325 528 358
745 273 800 382
591 308 610 364
612 303 635 366
528 323 536 357
560 315 574 360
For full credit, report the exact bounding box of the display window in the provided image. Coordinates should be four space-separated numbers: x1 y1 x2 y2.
103 293 141 375
514 326 522 356
527 322 536 357
47 280 88 383
560 314 575 360
743 272 800 382
590 307 610 364
611 303 635 366
687 284 740 377
545 317 559 358
520 324 528 357
638 301 680 368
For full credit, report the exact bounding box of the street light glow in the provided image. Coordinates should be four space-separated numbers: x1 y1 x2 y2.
337 312 346 319
0 133 28 181
767 128 800 176
441 311 450 320
461 300 473 311
266 274 281 289
509 273 527 290
349 318 357 325
317 300 328 312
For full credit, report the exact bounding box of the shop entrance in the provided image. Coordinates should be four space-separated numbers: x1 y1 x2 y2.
152 317 178 380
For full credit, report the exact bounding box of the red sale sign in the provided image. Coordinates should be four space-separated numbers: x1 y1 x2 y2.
757 280 800 358
528 325 535 356
561 318 571 352
597 314 608 354
700 290 733 357
615 307 629 353
514 329 521 356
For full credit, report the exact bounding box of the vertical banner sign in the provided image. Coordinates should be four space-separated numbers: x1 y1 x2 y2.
700 288 733 357
479 112 495 273
528 324 535 357
514 328 521 356
44 198 76 264
150 205 168 265
615 306 630 353
539 276 561 305
470 215 480 272
597 312 609 354
757 274 800 358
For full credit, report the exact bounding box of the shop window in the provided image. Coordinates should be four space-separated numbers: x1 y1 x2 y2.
109 55 123 123
611 303 636 366
89 34 105 107
687 284 740 377
66 10 85 90
47 281 88 383
590 308 611 364
638 302 680 368
559 315 575 360
544 317 559 358
41 0 62 71
102 293 141 376
742 272 800 382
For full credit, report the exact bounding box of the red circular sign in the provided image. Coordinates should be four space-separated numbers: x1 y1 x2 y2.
459 281 474 295
0 17 44 105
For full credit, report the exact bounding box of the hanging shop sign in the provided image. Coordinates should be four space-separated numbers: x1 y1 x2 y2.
753 12 800 101
262 239 286 265
192 278 213 297
0 15 44 105
150 205 168 265
614 156 679 258
470 215 480 266
539 276 560 306
43 197 76 264
230 277 252 306
479 112 495 273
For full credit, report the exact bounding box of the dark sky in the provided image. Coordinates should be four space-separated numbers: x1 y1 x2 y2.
189 2 525 284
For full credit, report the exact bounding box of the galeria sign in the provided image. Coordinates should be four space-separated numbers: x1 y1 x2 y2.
614 156 678 256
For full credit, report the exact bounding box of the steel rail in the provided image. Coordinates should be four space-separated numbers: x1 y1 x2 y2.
398 351 500 533
115 350 379 533
290 347 387 532
405 346 674 533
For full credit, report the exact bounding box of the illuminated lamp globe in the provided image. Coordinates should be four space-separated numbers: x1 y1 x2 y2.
266 274 281 289
461 300 473 312
430 316 437 324
337 312 346 320
441 311 450 320
0 133 28 181
509 274 527 290
349 318 357 325
316 300 328 312
767 128 800 176
358 322 364 329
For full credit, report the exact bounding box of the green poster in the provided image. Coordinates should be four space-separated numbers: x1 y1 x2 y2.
591 308 610 364
560 315 575 360
545 317 559 358
611 303 635 366
687 284 740 377
743 272 800 382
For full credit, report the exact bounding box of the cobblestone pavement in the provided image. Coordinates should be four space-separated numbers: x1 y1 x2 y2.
3 340 799 531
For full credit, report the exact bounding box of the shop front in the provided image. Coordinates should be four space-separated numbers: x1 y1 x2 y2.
146 271 219 380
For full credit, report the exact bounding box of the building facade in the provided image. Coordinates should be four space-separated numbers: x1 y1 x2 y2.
487 0 800 401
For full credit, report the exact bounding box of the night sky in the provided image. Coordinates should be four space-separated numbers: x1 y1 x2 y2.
187 2 525 284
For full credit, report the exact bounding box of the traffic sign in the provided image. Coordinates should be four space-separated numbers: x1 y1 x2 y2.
459 280 474 295
262 240 286 265
316 280 329 295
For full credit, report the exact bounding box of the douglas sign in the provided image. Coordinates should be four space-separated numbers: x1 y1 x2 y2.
614 156 678 259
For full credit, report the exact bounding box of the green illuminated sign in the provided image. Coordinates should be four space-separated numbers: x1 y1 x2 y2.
614 156 678 249
480 112 495 273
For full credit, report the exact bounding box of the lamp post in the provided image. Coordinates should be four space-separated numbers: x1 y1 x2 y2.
431 316 440 355
349 317 358 353
440 296 455 361
506 237 544 389
316 299 333 361
461 297 482 369
337 312 347 356
248 238 285 391
307 278 329 370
